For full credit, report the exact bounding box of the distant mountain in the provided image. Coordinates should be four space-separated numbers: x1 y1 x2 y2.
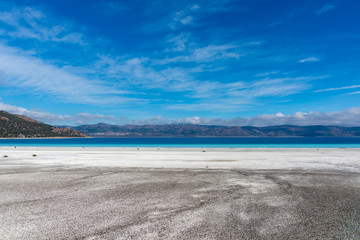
0 111 87 138
71 123 360 137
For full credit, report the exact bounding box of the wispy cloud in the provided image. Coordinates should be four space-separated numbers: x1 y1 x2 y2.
316 5 336 15
180 16 194 25
95 51 321 110
0 44 135 105
168 4 200 29
158 44 242 64
0 6 84 44
0 101 123 125
299 56 321 63
314 85 360 93
173 107 360 127
165 33 192 52
255 71 279 77
4 101 360 127
162 31 263 63
98 107 360 127
167 75 325 111
94 55 202 94
248 77 311 97
145 1 243 32
345 91 360 95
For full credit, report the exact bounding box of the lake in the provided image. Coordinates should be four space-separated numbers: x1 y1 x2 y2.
1 137 360 148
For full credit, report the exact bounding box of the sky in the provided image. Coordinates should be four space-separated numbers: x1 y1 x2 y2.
0 0 360 126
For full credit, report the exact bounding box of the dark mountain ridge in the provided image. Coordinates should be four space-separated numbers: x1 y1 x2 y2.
70 123 360 137
2 108 359 138
0 111 87 138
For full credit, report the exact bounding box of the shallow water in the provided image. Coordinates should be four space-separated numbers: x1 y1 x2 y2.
1 137 360 148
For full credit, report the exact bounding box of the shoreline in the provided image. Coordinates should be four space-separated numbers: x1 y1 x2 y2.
2 147 360 173
1 146 360 149
2 136 360 139
0 137 91 139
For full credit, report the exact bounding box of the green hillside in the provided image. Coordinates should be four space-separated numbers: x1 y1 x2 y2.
0 111 87 138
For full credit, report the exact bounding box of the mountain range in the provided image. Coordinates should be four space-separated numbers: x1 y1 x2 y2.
2 110 360 138
70 123 360 137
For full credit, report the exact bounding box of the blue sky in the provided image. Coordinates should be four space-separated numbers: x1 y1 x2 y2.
0 0 360 126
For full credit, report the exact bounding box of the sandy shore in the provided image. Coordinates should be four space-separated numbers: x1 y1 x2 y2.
1 147 360 239
1 147 360 172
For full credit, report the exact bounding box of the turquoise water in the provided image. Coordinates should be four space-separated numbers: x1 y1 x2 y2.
1 137 360 148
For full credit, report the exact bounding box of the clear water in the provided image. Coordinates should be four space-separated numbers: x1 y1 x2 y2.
1 137 360 148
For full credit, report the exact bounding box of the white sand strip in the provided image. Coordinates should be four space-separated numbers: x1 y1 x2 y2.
1 147 360 173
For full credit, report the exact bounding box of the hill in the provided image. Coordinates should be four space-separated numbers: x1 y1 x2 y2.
0 111 87 138
71 123 360 137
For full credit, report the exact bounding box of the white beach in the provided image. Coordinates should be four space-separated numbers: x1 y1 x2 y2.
1 147 360 239
1 147 360 172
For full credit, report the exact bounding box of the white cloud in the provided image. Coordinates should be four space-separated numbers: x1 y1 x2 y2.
145 1 243 32
1 39 316 112
174 107 360 127
184 116 201 124
0 101 123 125
95 53 325 110
299 57 321 63
190 5 200 10
3 101 359 127
160 38 264 64
314 85 360 93
95 55 218 96
168 4 200 29
345 91 360 95
0 33 320 113
126 115 167 125
0 101 71 123
166 33 192 52
169 75 328 112
180 16 194 25
317 5 336 15
0 44 134 105
243 76 320 98
255 71 279 77
0 6 84 44
159 44 242 64
102 107 360 127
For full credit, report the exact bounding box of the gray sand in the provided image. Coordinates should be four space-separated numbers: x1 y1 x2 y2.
1 148 360 239
1 167 360 239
